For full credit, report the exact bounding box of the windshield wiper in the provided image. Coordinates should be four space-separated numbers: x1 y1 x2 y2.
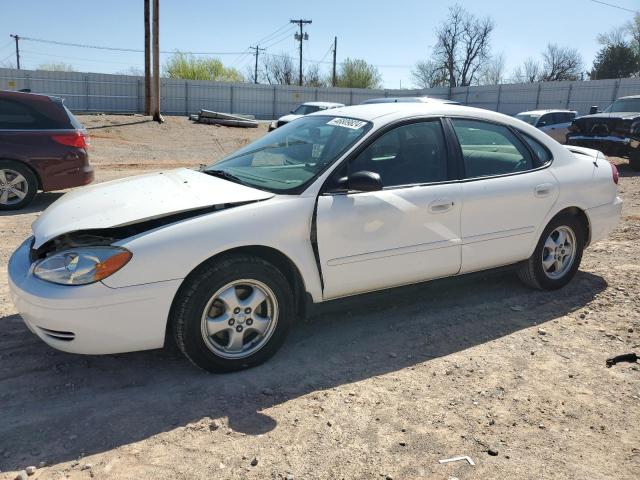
203 169 246 185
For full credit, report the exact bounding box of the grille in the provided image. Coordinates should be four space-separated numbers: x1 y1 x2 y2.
37 326 75 342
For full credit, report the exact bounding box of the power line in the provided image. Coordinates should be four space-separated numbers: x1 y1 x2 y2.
260 26 296 50
254 22 295 45
589 0 638 13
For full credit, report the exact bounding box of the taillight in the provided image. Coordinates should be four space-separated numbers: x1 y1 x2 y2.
52 131 90 149
611 163 619 185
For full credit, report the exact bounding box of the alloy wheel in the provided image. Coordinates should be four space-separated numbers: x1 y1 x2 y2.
541 226 577 280
0 169 29 206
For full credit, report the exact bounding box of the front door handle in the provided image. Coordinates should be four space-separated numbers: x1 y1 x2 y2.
429 199 455 213
534 183 553 197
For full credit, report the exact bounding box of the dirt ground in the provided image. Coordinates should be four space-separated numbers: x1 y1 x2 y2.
0 115 639 480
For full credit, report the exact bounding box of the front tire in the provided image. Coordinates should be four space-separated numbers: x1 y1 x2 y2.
517 214 585 290
171 255 294 373
0 160 37 210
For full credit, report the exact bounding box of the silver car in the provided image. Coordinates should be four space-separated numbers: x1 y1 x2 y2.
515 110 577 144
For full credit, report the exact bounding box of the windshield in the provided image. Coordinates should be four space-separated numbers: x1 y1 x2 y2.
292 104 321 115
604 98 640 113
515 114 540 126
204 115 371 193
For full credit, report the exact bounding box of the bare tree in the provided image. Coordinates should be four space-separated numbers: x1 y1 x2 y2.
511 57 541 83
478 53 505 85
430 4 494 87
541 44 583 81
262 53 296 85
626 13 640 54
411 60 448 88
304 63 326 87
597 26 628 46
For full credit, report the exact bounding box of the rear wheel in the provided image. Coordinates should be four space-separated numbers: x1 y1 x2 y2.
517 214 585 290
629 149 640 172
171 255 294 373
0 160 37 210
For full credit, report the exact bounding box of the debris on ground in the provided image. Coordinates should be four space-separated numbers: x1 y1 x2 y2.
190 109 259 128
438 455 475 466
606 352 639 368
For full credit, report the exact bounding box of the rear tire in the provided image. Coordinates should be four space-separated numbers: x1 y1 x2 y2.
171 254 294 373
0 160 37 210
517 213 585 290
629 149 640 172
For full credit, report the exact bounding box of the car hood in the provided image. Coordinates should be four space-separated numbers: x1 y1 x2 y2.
580 112 639 120
278 114 302 123
31 168 274 248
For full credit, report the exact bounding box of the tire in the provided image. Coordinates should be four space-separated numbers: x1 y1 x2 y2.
517 213 585 290
629 149 640 172
171 254 294 373
0 160 38 210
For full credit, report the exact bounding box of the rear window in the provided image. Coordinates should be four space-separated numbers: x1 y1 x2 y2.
0 97 70 130
64 106 84 129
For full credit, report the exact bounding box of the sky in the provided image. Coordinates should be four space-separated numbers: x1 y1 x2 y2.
0 0 637 88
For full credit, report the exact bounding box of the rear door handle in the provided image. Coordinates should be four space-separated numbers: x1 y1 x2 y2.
534 183 553 197
429 199 455 213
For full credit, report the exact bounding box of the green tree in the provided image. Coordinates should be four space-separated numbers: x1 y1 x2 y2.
590 42 639 79
164 52 242 82
37 62 75 72
336 58 381 89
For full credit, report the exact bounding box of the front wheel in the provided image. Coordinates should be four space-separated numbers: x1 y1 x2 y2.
517 214 585 290
171 255 294 373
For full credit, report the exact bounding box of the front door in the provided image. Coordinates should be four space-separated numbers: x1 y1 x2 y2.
315 119 462 300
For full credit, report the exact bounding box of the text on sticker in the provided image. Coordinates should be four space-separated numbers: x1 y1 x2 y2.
327 118 367 129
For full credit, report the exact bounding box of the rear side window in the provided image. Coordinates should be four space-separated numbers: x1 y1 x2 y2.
520 133 552 166
451 119 533 178
0 98 65 130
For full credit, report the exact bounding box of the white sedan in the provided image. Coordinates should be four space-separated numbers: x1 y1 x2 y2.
8 104 622 372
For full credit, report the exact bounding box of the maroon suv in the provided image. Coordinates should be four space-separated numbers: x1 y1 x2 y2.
0 90 94 210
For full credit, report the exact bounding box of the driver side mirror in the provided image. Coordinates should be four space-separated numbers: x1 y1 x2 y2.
537 121 547 127
290 110 295 114
336 170 383 192
589 105 599 115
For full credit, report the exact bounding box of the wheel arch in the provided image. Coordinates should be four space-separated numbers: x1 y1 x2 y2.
555 206 591 246
0 157 43 190
166 245 311 340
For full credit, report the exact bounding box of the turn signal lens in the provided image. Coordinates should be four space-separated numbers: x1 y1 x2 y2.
34 247 132 285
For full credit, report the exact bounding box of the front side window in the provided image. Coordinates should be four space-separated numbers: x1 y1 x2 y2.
206 116 371 193
347 120 449 187
451 119 533 178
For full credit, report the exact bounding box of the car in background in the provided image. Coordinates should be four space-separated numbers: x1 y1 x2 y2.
9 103 621 372
0 90 93 210
566 96 640 171
268 101 344 131
361 96 460 105
515 110 577 144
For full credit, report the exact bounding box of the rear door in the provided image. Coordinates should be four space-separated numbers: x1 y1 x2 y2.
450 118 558 273
315 119 462 300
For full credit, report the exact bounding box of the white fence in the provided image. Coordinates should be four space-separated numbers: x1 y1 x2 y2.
1 68 639 119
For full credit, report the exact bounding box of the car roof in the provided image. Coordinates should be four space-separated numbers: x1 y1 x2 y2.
0 89 62 104
361 96 459 105
302 101 344 107
516 109 576 115
619 95 640 100
309 102 520 127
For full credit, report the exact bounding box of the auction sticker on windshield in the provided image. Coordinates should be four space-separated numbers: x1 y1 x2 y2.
327 118 368 129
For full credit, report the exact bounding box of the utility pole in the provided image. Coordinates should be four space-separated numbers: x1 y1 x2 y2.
250 45 265 84
290 19 312 86
332 36 337 87
9 34 20 70
144 0 151 115
152 0 163 123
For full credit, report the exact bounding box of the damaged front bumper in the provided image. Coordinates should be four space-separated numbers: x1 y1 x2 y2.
8 237 181 354
566 134 639 157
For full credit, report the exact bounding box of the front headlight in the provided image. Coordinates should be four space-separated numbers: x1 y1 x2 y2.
34 247 132 285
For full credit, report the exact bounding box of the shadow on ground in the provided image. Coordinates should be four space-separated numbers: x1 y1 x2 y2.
0 192 64 217
0 268 606 469
86 119 153 130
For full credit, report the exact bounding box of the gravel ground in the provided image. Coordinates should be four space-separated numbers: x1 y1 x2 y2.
0 115 638 480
